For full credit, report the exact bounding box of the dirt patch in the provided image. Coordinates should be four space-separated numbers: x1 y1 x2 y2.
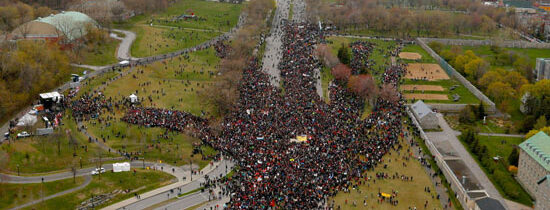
405 93 449 100
405 63 450 81
399 52 422 60
401 85 445 91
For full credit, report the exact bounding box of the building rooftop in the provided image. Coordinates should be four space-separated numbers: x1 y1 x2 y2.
519 131 550 171
35 11 97 40
411 100 433 119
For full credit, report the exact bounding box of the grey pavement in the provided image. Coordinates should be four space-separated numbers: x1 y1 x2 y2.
427 113 509 209
155 185 229 210
112 29 137 61
10 175 93 210
261 0 291 87
291 0 307 23
104 159 234 210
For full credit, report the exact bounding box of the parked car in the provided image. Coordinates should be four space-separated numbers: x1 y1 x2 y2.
91 168 106 175
16 131 31 138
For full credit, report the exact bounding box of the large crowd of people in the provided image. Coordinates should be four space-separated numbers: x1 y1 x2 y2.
68 20 408 209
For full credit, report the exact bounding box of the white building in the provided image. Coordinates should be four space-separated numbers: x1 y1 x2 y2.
410 100 438 130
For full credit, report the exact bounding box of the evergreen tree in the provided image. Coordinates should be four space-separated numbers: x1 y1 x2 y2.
337 44 350 65
477 101 485 120
508 148 519 166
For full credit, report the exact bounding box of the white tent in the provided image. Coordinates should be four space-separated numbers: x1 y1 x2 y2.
129 94 138 103
113 162 131 173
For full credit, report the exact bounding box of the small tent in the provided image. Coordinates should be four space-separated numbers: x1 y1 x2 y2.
129 94 138 103
113 162 131 173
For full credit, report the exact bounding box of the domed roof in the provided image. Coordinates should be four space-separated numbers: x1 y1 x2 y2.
35 11 98 40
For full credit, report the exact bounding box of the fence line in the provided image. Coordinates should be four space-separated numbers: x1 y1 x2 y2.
416 38 497 113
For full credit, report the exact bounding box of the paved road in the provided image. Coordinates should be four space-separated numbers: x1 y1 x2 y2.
427 114 509 209
0 161 191 184
105 159 234 210
291 0 307 22
112 29 137 61
261 0 291 87
10 175 92 210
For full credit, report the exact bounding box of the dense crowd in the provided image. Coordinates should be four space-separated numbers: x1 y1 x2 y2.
350 41 375 75
69 21 407 209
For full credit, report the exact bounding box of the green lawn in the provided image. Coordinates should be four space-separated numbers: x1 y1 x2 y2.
130 25 222 57
78 38 120 66
116 0 243 57
0 116 116 174
84 49 219 168
23 169 175 210
403 79 480 104
321 66 333 102
401 44 436 63
458 134 533 206
0 177 85 209
445 115 515 134
326 36 396 81
143 0 243 32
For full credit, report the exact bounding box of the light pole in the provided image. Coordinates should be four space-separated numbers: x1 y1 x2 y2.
190 158 193 181
17 164 20 176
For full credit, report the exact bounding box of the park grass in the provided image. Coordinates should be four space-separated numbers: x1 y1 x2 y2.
332 138 442 210
444 115 515 134
0 116 115 174
130 25 222 58
116 0 242 58
84 49 219 168
143 0 243 32
23 169 175 210
458 135 533 206
326 36 396 80
401 44 436 63
321 66 333 103
77 38 120 66
0 176 85 209
403 79 480 104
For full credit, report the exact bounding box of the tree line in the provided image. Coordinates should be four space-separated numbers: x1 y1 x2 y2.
306 0 520 39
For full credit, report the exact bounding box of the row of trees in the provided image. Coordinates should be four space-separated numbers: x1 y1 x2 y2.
307 0 519 39
203 0 275 118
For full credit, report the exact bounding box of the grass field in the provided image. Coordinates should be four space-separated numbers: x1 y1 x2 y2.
332 138 442 210
77 38 120 66
326 36 396 80
445 115 514 134
130 25 222 57
84 49 219 168
403 79 479 104
23 169 175 210
116 0 242 57
458 135 533 206
0 177 85 209
321 66 333 102
0 117 116 174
